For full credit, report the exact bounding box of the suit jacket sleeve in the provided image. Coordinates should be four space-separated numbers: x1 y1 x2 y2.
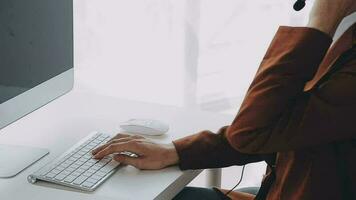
227 26 356 154
173 126 267 170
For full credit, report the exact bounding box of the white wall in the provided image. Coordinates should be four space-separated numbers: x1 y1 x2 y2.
74 0 186 106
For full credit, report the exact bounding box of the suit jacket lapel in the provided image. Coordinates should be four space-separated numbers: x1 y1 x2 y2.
304 23 355 91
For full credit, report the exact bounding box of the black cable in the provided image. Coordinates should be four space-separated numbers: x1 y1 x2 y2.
224 165 246 196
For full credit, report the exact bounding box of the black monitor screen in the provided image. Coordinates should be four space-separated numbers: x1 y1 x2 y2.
0 0 73 104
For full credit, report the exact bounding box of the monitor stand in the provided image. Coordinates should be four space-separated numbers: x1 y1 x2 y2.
0 144 49 178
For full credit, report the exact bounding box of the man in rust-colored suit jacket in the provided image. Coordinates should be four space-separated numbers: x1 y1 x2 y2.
92 1 356 199
173 22 356 200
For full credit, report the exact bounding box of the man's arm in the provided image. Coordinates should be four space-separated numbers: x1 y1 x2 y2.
173 126 268 170
226 25 356 154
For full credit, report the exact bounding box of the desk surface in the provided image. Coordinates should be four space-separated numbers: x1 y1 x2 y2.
0 89 232 200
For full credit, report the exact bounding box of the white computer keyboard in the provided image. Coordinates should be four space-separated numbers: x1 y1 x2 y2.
28 132 120 191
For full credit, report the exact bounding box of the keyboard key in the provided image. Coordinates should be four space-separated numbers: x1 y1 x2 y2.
87 144 96 148
83 171 93 177
97 135 108 140
81 180 95 188
95 163 105 168
71 163 81 168
64 175 77 183
99 158 111 164
82 154 92 159
82 146 91 151
65 160 74 165
90 174 104 181
60 162 71 168
55 166 65 171
100 160 119 173
79 157 88 162
94 171 107 177
86 177 100 184
102 157 112 161
51 169 61 174
87 161 96 166
73 175 89 185
81 166 91 172
55 173 67 181
75 168 85 173
96 159 110 167
68 157 76 162
61 170 71 176
59 163 69 168
67 166 77 172
91 140 100 145
87 168 97 174
45 172 56 178
71 171 82 177
86 159 98 165
82 163 92 168
72 154 81 159
76 160 85 165
91 164 102 171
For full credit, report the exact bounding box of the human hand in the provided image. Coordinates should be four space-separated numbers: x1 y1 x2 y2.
307 0 356 37
91 133 179 170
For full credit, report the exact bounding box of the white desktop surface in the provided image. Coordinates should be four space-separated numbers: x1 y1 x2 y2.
0 89 232 200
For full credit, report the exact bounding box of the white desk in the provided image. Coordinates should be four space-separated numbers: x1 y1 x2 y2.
0 89 232 200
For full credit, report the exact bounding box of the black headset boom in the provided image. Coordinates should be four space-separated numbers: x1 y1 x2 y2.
293 0 306 11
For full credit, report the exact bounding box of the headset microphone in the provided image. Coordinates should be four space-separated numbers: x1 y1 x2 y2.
293 0 306 11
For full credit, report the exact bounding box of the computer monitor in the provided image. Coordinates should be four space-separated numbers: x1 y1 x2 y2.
0 0 73 177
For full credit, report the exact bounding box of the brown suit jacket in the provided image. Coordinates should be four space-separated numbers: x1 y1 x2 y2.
173 24 356 200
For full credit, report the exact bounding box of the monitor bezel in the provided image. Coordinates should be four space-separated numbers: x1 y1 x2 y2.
0 0 74 130
0 69 74 129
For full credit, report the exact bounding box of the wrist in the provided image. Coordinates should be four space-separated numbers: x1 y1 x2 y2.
307 1 349 37
163 143 179 167
307 15 343 37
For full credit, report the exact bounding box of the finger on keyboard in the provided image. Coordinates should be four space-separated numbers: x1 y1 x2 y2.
92 137 134 155
93 141 138 159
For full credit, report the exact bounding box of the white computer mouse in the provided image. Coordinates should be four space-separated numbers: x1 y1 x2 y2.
119 119 169 136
